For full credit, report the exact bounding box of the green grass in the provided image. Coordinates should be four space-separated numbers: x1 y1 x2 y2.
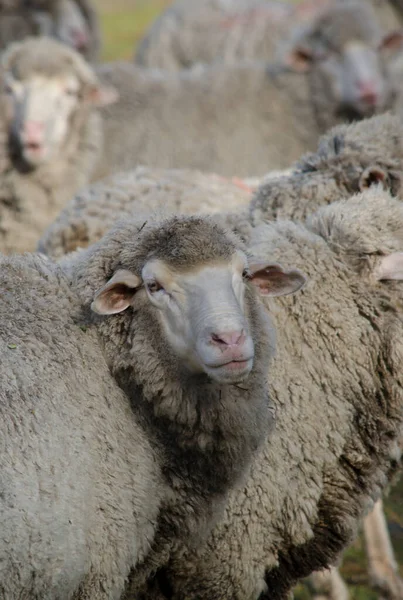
94 0 172 61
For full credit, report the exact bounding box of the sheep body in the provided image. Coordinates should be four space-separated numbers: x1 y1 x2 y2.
134 0 403 71
38 166 255 258
38 114 403 260
95 60 317 178
0 252 163 599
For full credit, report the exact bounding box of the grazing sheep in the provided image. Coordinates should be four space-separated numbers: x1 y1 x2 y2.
134 0 403 71
129 188 403 600
0 37 116 254
96 2 403 178
1 215 304 598
38 113 403 260
38 166 255 259
0 0 101 61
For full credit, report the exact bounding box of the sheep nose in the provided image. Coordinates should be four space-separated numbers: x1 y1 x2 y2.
71 28 89 50
210 330 246 348
23 121 44 145
357 81 378 106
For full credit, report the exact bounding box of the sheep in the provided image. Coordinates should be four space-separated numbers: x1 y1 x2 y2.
249 112 403 224
0 252 163 599
0 0 101 61
38 113 403 260
127 187 403 600
0 214 305 598
134 0 403 71
95 2 403 179
0 37 116 254
61 213 305 595
38 166 256 259
134 0 326 71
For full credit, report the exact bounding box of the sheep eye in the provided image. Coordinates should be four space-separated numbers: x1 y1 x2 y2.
147 280 164 294
65 88 78 97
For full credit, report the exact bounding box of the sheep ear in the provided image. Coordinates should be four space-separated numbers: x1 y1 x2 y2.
374 253 403 281
248 262 307 297
379 30 403 53
87 84 119 107
285 46 315 72
91 269 141 315
359 166 388 191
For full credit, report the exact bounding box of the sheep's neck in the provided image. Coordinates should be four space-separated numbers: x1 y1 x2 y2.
116 364 271 499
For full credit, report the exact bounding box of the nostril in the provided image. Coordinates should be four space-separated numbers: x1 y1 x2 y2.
71 28 89 49
357 81 378 105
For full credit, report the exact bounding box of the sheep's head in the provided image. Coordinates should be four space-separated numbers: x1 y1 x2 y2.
52 0 91 56
283 2 403 121
0 38 116 169
307 188 403 286
89 217 306 385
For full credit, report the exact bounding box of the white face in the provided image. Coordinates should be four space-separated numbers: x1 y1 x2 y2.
4 73 81 167
142 252 254 382
91 251 306 385
328 42 387 116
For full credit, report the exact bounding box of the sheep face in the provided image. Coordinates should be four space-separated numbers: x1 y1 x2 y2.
90 221 305 385
0 38 117 169
4 73 83 166
285 3 403 120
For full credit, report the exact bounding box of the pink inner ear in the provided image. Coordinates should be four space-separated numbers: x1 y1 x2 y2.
380 31 403 52
249 263 306 297
375 252 403 281
88 85 119 107
92 274 140 315
359 166 387 191
286 47 314 72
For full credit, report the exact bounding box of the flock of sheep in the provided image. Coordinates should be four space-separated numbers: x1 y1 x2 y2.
2 0 403 599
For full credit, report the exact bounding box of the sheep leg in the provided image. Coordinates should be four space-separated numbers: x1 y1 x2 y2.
363 499 403 600
308 566 349 600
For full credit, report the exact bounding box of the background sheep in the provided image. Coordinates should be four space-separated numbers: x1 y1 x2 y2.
38 166 255 259
94 2 403 179
134 0 403 71
128 188 403 600
0 0 101 61
0 37 116 254
134 0 324 71
38 113 403 260
249 113 403 224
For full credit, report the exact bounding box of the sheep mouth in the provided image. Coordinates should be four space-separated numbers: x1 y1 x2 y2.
24 142 44 154
204 357 254 383
21 141 47 165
